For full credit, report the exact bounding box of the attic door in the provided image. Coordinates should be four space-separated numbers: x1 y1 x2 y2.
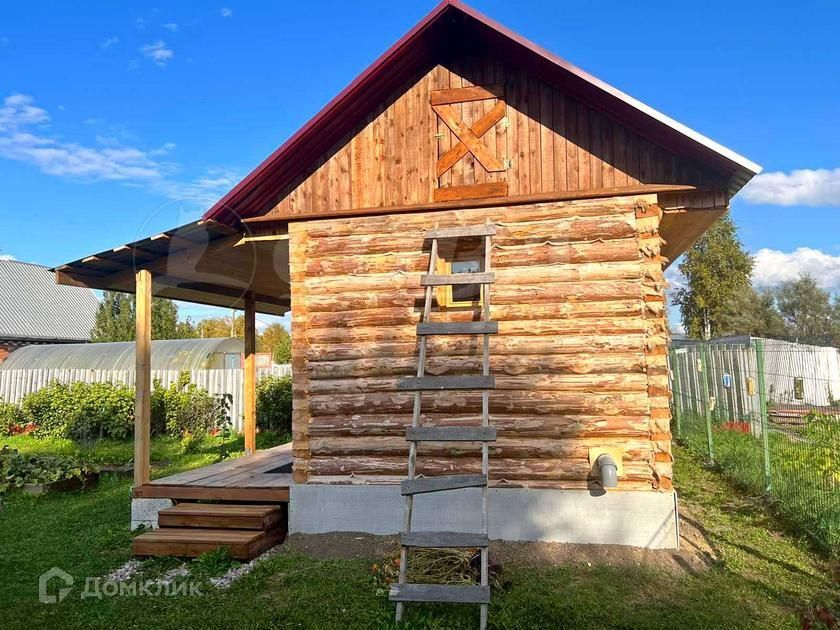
431 83 508 202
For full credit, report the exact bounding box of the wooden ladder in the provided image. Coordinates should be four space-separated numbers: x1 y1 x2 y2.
390 223 497 629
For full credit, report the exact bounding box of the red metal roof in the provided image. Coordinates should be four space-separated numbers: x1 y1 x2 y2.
203 0 760 225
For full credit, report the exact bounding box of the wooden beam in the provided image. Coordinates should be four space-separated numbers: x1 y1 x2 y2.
430 84 503 105
436 101 505 178
433 182 509 202
244 292 257 455
245 184 698 224
432 104 504 173
134 269 152 487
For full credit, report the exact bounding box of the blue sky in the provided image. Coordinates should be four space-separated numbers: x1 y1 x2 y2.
1 1 838 330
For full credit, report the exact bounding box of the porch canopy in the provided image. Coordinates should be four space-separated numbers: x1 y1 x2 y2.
54 219 291 489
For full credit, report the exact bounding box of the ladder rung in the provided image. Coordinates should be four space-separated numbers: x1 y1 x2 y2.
417 321 498 336
401 531 489 548
424 225 496 240
406 426 497 442
390 583 491 604
401 474 487 495
397 375 495 391
420 272 495 286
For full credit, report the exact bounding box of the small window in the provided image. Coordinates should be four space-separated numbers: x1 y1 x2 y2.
435 237 485 309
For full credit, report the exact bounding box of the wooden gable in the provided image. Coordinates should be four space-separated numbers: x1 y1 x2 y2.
267 51 728 220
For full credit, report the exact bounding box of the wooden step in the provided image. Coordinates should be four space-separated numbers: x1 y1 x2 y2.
132 526 285 560
406 426 497 442
397 375 495 391
417 321 498 336
158 503 284 530
390 583 491 604
424 225 496 239
420 272 495 286
401 474 487 495
401 531 489 548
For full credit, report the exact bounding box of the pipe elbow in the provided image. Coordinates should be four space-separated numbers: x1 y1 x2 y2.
596 453 619 488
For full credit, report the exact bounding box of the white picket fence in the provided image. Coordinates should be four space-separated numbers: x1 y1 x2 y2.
0 365 292 432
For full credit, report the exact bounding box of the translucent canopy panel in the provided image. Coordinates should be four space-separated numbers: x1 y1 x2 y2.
0 338 244 371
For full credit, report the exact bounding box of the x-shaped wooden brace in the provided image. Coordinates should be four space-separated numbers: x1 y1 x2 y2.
434 100 506 178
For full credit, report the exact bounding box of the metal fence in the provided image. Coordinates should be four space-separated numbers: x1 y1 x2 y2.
669 337 840 556
0 365 292 432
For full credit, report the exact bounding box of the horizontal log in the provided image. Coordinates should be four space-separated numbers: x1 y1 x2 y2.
304 334 646 361
310 436 652 460
307 455 653 481
305 294 644 318
307 373 649 395
303 238 640 278
302 261 642 293
304 318 650 344
304 475 655 491
307 391 649 416
306 353 646 379
307 413 650 439
300 198 637 239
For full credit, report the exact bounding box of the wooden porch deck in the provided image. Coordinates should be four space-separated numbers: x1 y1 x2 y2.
133 442 293 502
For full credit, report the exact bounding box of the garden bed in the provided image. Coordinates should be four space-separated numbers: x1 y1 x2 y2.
22 471 99 495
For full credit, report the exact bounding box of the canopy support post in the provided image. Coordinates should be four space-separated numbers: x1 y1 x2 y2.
134 269 152 487
244 292 257 455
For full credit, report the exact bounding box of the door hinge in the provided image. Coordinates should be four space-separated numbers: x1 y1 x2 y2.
502 157 513 169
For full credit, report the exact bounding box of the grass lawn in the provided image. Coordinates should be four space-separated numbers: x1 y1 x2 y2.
0 438 836 629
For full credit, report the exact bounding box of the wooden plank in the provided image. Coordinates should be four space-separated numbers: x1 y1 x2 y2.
433 182 509 202
405 426 497 442
397 375 495 391
244 292 257 454
158 503 284 530
133 484 290 502
432 104 504 172
134 269 151 487
246 184 695 223
430 83 503 105
401 473 488 495
389 583 491 603
417 322 498 336
436 101 505 178
420 272 495 286
401 531 489 548
132 527 285 560
424 224 496 239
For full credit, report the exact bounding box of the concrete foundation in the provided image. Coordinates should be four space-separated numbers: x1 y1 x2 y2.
130 498 173 530
290 485 679 549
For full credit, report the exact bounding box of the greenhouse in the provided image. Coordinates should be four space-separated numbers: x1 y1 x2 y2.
0 337 244 371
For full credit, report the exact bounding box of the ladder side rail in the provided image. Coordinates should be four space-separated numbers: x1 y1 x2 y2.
396 236 439 624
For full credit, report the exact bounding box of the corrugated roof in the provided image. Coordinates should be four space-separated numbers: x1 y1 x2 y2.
0 260 99 342
0 338 244 371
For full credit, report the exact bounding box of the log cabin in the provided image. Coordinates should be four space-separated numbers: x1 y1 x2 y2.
55 0 759 555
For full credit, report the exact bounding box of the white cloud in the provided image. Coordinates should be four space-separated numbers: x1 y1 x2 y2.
220 7 233 17
156 167 241 206
162 23 178 32
0 254 15 261
140 40 174 66
0 92 238 208
100 36 119 50
753 248 840 293
742 168 840 207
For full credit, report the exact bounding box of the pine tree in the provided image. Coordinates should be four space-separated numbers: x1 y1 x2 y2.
672 214 754 340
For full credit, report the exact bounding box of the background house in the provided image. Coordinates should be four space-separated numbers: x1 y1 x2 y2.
0 259 98 363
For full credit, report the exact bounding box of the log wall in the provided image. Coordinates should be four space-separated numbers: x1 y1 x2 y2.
289 194 672 491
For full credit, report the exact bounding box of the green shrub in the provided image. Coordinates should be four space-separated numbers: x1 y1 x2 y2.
256 375 292 434
20 381 134 441
0 401 26 435
151 372 227 438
